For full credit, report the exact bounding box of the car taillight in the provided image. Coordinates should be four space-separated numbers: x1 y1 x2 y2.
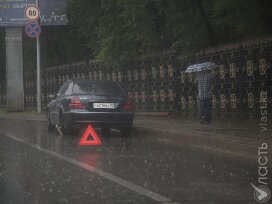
122 97 134 111
69 97 85 109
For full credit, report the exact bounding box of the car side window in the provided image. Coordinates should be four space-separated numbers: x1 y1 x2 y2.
60 82 70 96
64 82 73 95
57 81 70 96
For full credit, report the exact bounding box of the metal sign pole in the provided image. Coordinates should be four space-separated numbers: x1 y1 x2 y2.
36 0 41 113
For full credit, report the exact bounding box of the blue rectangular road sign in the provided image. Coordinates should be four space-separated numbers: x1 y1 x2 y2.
0 0 68 26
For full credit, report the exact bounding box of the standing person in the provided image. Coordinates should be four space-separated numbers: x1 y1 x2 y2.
195 70 212 123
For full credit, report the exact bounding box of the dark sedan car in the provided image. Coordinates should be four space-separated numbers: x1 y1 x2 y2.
46 80 134 136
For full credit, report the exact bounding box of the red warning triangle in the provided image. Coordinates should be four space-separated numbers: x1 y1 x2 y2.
79 124 102 146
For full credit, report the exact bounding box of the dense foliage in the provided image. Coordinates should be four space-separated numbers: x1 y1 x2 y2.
22 26 89 71
68 0 272 63
1 0 272 74
0 25 88 74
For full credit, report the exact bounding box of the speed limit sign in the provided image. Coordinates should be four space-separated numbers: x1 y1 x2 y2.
25 5 40 21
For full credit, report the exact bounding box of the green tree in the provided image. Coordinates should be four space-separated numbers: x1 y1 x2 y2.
63 0 272 63
210 0 268 42
22 26 88 72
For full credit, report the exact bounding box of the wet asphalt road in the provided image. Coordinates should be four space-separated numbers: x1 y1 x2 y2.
0 118 261 204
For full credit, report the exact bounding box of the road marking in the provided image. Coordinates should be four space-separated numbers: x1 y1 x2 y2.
3 133 179 204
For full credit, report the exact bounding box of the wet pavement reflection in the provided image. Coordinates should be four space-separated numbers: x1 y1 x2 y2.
0 118 260 203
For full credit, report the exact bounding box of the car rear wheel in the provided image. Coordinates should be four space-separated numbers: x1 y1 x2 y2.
59 112 71 134
119 124 132 137
101 128 111 136
59 112 79 135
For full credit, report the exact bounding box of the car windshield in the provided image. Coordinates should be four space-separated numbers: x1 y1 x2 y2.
72 80 125 96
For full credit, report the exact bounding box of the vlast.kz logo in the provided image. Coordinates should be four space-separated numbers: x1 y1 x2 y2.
252 90 271 204
251 183 271 203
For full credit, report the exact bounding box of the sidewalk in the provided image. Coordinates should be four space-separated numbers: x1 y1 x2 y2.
133 115 271 160
0 109 270 160
0 111 46 121
134 116 271 145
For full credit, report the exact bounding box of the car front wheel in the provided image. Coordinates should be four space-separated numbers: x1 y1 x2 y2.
47 110 55 131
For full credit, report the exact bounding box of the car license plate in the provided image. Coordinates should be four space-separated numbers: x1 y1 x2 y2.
93 103 115 109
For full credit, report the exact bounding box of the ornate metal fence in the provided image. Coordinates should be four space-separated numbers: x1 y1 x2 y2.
0 36 271 118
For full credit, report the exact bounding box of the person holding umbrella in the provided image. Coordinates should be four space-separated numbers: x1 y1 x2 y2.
185 62 215 124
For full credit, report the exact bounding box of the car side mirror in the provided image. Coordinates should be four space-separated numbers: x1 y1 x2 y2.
48 94 56 99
